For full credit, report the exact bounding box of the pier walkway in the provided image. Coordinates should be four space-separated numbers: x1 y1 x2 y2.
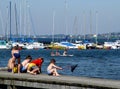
0 67 120 89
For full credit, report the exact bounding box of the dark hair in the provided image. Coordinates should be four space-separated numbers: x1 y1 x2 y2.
50 59 56 63
40 57 44 62
12 45 19 50
26 55 32 60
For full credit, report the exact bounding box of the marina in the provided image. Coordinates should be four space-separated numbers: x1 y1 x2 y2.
0 0 120 89
0 37 120 50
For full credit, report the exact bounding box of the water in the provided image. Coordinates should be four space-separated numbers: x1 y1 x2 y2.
0 49 120 80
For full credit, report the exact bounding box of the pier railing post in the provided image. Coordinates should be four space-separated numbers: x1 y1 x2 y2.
13 86 17 89
7 85 12 89
7 85 17 89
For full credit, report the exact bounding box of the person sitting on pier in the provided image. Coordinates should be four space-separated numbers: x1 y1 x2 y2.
7 58 18 73
20 55 32 73
47 59 62 76
27 57 44 75
7 58 13 72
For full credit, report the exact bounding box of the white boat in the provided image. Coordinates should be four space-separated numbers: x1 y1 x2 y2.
0 40 11 49
11 42 25 48
32 42 44 49
103 42 117 49
114 40 120 49
24 42 44 49
74 40 86 49
59 41 76 49
24 43 33 49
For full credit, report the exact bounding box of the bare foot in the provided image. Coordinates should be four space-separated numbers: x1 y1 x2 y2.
56 74 61 76
30 71 36 75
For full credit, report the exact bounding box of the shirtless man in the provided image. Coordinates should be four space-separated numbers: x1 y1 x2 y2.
47 59 62 76
20 55 32 73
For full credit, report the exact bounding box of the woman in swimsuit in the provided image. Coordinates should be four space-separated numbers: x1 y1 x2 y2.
11 45 21 73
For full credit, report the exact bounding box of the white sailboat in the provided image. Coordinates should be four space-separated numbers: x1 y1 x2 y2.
0 3 12 49
0 40 11 49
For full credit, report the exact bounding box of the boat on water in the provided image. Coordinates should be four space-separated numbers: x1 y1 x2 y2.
103 40 120 49
47 42 66 49
9 37 45 50
51 54 74 57
11 41 45 50
59 41 77 49
0 40 11 49
11 42 25 48
50 50 74 57
47 41 79 49
114 40 120 49
24 42 45 49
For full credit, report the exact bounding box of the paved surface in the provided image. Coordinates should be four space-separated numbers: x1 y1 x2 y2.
0 67 120 89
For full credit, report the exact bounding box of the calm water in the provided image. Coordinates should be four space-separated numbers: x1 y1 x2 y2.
0 49 120 80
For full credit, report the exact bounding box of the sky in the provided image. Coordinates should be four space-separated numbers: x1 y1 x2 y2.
0 0 120 36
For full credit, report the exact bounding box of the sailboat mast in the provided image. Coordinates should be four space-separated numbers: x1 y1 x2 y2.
9 1 11 40
52 10 55 43
83 11 86 41
90 10 92 35
28 5 37 38
14 3 18 37
65 0 68 36
95 11 98 44
73 16 78 41
5 6 9 41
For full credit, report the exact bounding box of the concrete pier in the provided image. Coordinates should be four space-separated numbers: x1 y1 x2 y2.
0 67 120 89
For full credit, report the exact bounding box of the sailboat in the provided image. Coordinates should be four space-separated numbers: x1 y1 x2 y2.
47 10 66 49
0 2 12 49
23 2 44 49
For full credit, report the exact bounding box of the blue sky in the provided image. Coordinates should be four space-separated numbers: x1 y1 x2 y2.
0 0 120 36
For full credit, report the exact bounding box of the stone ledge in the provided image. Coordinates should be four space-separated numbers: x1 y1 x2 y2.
0 68 120 89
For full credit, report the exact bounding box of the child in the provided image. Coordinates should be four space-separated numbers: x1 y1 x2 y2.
7 58 17 73
27 57 44 75
27 63 40 75
47 59 62 76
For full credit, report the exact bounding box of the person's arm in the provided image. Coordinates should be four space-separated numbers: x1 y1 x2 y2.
27 64 31 73
53 64 62 70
